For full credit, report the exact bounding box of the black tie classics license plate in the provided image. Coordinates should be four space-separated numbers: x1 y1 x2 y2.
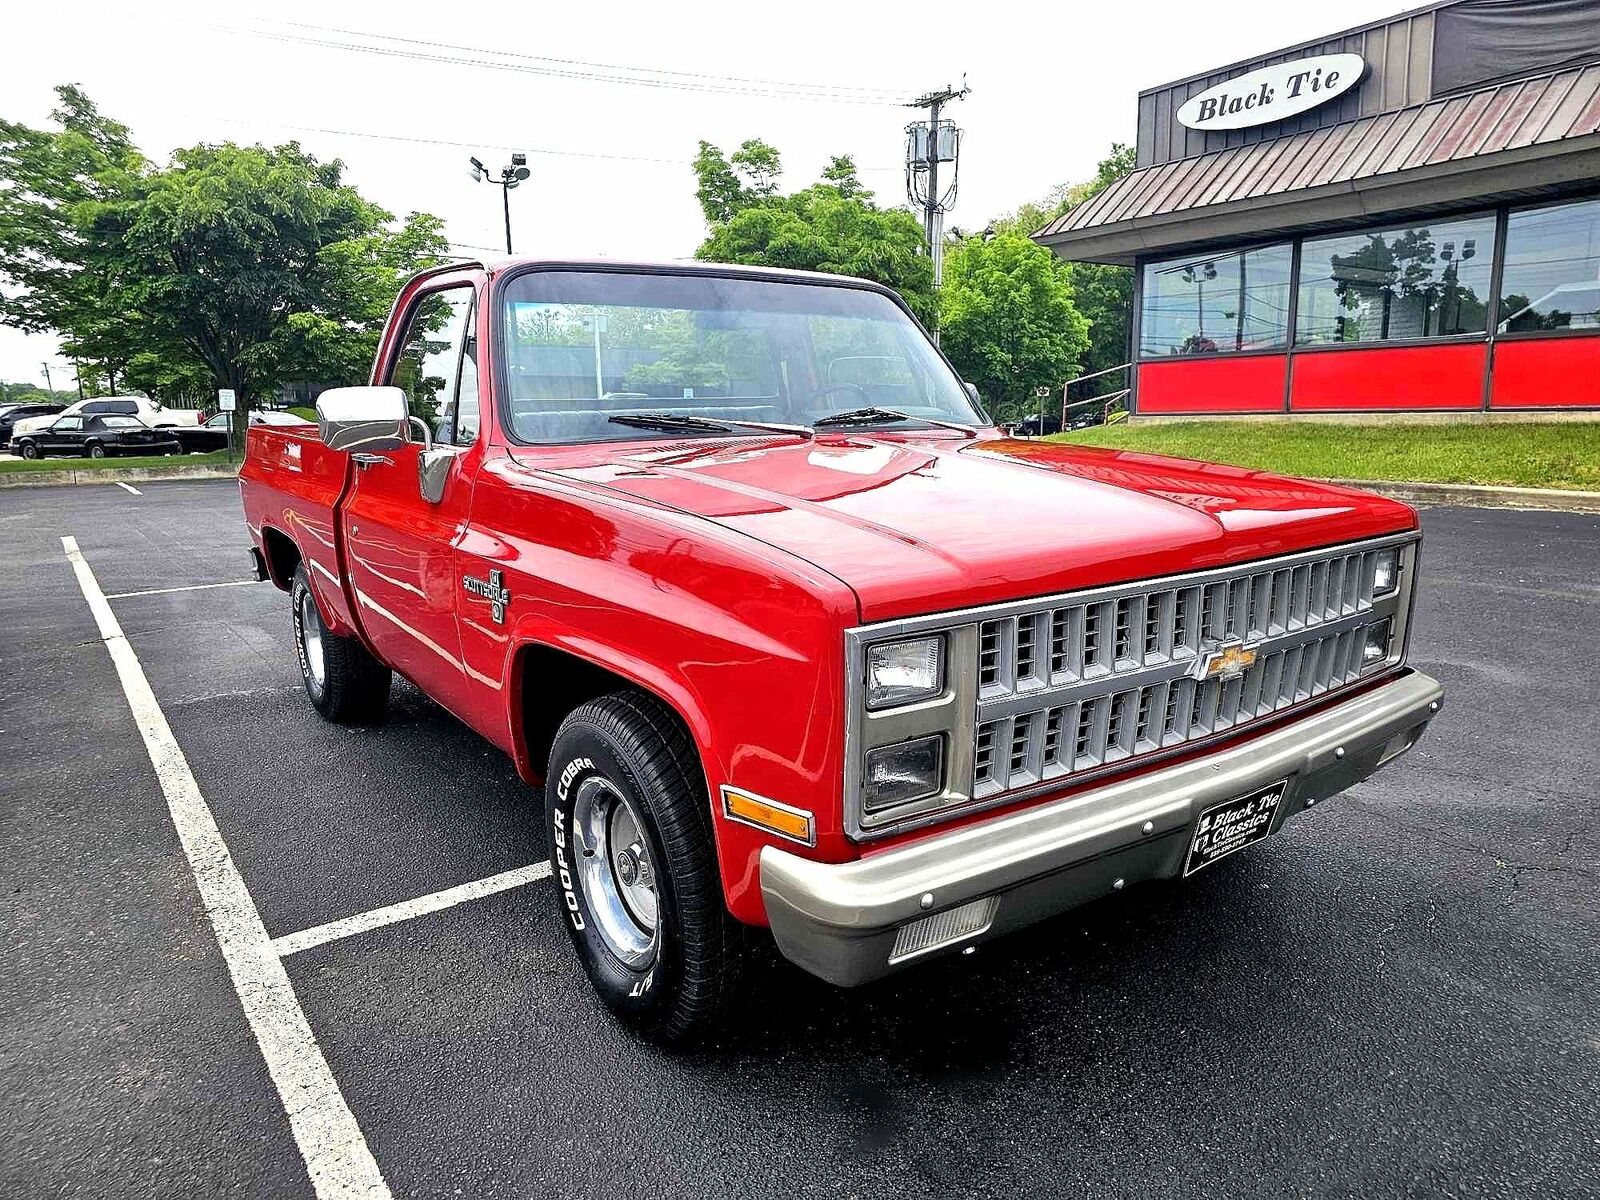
1183 780 1290 877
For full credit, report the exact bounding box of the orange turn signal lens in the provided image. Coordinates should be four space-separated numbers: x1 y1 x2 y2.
721 788 815 847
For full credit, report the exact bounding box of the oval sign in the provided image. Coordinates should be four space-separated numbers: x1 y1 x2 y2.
1177 53 1366 131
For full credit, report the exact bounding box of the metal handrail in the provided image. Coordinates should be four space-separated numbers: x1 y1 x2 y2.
1061 362 1132 389
1063 388 1130 412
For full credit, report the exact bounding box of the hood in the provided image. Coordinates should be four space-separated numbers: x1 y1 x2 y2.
531 433 1416 622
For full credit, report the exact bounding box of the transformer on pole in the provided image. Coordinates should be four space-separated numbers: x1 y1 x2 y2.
905 82 968 299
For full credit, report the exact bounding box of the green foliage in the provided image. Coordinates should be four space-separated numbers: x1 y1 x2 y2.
938 231 1088 421
0 86 447 423
692 139 935 323
0 381 76 406
1051 420 1600 492
985 143 1138 383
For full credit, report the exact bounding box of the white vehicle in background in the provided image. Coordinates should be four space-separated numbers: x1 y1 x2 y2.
8 395 200 441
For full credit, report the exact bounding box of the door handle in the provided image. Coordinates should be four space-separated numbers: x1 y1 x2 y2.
352 452 393 468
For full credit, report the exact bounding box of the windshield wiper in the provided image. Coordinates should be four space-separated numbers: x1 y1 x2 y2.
812 406 977 435
608 412 812 438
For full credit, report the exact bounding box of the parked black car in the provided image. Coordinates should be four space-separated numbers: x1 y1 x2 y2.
0 402 66 449
172 412 232 453
12 414 182 460
1013 412 1063 437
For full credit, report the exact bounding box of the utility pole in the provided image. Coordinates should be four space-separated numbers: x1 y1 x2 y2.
470 152 531 253
905 82 969 296
40 362 53 395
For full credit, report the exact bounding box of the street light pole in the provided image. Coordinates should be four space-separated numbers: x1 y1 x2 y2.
471 152 530 254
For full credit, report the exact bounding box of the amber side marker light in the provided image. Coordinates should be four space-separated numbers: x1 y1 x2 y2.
721 787 816 847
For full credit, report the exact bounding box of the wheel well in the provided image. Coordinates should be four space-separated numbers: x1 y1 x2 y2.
260 527 302 592
517 643 694 780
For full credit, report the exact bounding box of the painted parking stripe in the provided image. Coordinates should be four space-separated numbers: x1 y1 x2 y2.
62 536 390 1200
116 481 142 496
272 861 553 958
105 578 258 600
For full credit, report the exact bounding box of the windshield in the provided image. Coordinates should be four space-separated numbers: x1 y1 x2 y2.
498 270 985 443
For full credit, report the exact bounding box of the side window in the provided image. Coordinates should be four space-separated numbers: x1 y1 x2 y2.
55 417 83 432
389 287 474 440
455 308 480 445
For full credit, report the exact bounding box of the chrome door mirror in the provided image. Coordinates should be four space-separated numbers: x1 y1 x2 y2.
315 386 410 453
962 381 982 406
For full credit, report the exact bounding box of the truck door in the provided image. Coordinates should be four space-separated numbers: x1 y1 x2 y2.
340 283 481 721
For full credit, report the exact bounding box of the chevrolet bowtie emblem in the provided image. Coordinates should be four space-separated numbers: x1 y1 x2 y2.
463 568 511 625
1194 640 1257 681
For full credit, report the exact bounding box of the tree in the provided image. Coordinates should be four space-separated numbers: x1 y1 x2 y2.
992 143 1139 380
1 87 447 436
938 230 1089 422
0 86 148 393
691 140 935 322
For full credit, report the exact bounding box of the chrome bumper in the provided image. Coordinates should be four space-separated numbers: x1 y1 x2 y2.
761 669 1443 987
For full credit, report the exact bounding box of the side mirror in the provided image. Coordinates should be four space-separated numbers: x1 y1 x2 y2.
963 381 982 406
315 386 409 453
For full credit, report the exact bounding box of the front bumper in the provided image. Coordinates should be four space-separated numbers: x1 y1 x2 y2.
761 669 1443 987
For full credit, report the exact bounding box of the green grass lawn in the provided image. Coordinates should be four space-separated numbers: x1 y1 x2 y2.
0 450 234 474
1049 420 1600 491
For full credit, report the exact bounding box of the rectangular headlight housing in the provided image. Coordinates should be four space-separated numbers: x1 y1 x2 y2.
1370 546 1400 597
863 735 944 814
1361 617 1393 670
865 636 944 710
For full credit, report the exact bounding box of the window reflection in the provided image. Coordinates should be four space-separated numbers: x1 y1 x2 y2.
1499 197 1600 333
1296 216 1495 344
1140 245 1293 357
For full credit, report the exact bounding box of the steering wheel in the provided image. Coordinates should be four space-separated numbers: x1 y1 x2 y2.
807 382 872 409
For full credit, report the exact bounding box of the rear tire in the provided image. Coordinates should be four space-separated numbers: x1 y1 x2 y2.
88 443 107 459
291 565 391 723
546 690 742 1044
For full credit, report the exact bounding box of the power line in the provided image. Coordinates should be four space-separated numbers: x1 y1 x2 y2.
271 17 915 102
212 21 914 106
178 112 903 175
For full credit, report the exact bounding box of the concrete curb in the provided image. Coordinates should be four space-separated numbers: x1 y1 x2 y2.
1317 478 1600 514
0 463 240 489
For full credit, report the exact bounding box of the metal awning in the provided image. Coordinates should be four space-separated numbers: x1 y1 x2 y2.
1036 63 1600 264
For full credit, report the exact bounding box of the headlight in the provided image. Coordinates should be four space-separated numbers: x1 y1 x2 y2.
1361 618 1393 669
865 636 944 710
864 736 944 813
1370 547 1400 597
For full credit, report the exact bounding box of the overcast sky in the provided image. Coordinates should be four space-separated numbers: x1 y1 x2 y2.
1 0 1404 389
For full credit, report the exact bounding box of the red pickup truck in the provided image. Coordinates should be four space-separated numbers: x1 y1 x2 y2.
241 259 1443 1042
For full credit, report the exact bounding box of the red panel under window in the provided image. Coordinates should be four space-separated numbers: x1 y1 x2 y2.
1491 337 1600 408
1291 343 1485 410
1137 355 1287 413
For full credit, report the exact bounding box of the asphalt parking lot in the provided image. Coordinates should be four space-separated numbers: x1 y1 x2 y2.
2 479 1596 1198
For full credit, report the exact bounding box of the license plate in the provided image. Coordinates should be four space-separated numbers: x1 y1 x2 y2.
1183 780 1289 877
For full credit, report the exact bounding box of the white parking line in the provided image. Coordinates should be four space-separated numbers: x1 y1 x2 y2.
115 481 142 496
62 536 391 1200
105 579 258 600
273 862 553 958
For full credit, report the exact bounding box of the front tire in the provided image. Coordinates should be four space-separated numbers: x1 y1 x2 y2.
18 442 39 460
291 565 391 723
546 690 742 1044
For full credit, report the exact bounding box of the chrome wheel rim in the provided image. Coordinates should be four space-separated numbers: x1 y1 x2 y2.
572 776 659 968
298 590 326 688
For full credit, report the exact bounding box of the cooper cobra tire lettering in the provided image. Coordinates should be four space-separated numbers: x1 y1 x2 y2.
550 804 586 931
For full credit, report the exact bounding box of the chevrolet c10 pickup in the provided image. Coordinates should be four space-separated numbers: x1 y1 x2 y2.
240 258 1442 1042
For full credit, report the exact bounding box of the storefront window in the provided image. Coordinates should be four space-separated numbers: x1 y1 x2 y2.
1498 197 1600 333
1139 244 1293 357
1295 215 1496 345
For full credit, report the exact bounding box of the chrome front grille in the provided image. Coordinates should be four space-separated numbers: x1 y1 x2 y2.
969 543 1395 800
844 533 1417 840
